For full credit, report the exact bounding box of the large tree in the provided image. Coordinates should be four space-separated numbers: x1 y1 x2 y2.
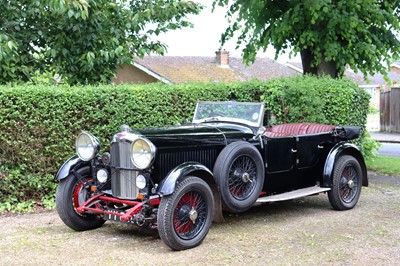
213 0 400 78
0 0 201 84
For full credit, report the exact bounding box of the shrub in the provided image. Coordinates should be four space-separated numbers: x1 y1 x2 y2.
0 76 372 212
0 164 56 213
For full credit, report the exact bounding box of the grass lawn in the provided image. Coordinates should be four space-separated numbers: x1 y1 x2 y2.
366 155 400 176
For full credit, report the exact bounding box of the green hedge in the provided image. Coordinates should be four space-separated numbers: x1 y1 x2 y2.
0 76 373 212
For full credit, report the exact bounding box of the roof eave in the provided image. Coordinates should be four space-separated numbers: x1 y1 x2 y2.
285 62 304 73
391 62 400 69
132 61 172 84
359 84 380 88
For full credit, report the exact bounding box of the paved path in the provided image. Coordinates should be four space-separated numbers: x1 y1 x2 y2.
378 143 400 157
370 131 400 143
368 170 400 185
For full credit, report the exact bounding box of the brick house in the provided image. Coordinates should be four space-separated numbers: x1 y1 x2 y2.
112 49 299 84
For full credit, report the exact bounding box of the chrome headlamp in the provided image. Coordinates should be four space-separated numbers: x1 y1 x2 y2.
76 131 101 161
130 137 156 169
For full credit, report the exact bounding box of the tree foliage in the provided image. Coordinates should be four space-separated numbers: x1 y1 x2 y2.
0 0 201 84
213 0 400 78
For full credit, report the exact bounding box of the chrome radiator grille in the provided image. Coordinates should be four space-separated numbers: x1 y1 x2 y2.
157 149 217 178
110 142 139 199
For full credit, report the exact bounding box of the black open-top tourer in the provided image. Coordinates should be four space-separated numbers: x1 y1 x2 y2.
55 101 367 250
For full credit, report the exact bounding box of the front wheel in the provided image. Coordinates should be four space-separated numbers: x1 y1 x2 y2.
56 166 105 231
157 176 214 251
328 155 363 210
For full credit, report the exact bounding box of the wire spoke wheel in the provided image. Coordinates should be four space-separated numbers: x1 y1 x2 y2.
228 155 257 200
328 155 363 210
56 166 105 231
72 179 91 214
173 190 207 240
158 176 214 251
214 141 264 213
339 164 359 203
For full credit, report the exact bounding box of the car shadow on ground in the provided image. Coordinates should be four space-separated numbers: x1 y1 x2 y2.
93 194 331 243
218 194 332 225
100 222 160 238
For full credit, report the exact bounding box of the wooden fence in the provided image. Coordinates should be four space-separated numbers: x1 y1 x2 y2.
380 87 400 133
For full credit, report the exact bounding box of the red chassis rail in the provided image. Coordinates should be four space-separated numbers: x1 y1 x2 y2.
76 193 161 222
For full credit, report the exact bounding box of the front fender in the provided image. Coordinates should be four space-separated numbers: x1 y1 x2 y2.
157 162 214 196
55 155 89 180
322 142 368 187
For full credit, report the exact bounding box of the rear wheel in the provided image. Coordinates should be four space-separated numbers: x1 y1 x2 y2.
56 166 105 231
158 176 214 251
328 155 362 210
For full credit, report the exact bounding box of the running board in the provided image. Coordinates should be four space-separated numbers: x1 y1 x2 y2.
256 186 331 203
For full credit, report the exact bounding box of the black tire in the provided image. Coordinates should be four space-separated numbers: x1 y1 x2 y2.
157 176 214 251
56 166 105 231
213 141 264 213
328 155 363 210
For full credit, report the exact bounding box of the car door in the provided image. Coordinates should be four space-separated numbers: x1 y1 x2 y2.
296 133 333 169
264 137 296 173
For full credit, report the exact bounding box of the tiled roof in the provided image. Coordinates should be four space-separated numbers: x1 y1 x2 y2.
345 70 400 86
134 56 299 84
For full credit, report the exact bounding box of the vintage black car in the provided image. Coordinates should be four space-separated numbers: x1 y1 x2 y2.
55 101 368 250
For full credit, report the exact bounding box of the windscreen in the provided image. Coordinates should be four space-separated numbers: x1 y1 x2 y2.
192 101 265 128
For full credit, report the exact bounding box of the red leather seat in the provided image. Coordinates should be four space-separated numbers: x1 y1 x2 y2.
265 123 335 138
305 123 336 134
267 123 309 135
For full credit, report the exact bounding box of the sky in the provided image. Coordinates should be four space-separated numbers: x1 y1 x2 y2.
156 0 300 63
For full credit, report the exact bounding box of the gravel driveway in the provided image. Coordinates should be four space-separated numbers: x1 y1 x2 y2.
1 172 399 265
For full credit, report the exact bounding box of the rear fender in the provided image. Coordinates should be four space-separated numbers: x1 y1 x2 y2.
55 155 90 180
158 162 225 223
322 142 368 187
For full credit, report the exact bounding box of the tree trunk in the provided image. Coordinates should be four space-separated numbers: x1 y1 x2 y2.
300 49 317 75
300 49 338 78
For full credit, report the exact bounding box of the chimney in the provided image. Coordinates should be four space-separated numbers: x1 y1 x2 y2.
215 48 229 68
